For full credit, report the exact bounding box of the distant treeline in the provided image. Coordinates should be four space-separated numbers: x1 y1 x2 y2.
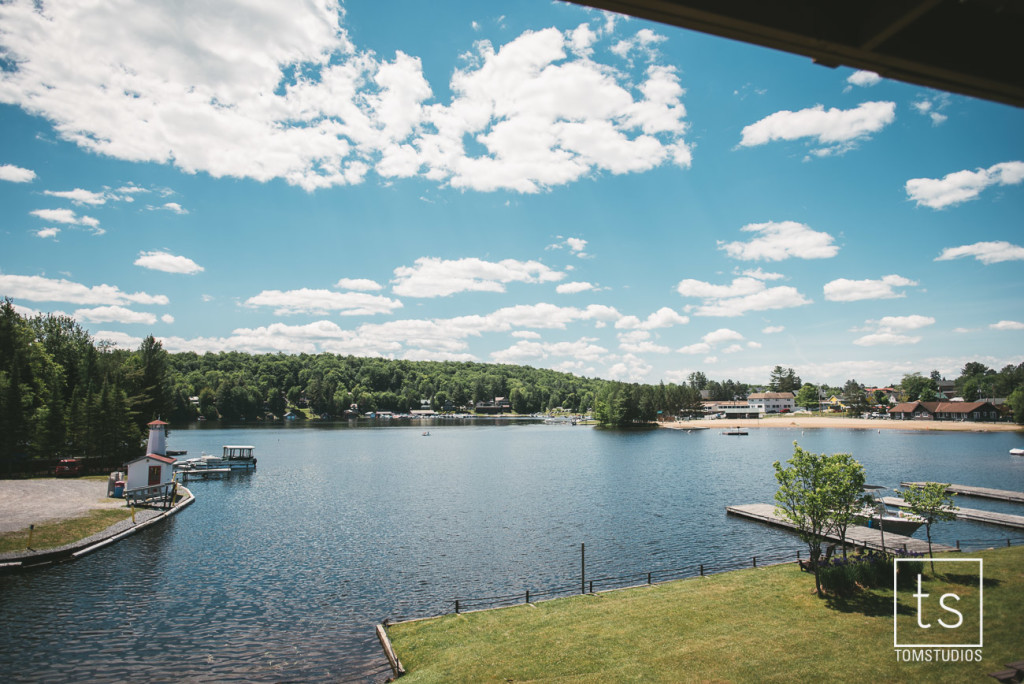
163 350 709 425
4 299 1022 470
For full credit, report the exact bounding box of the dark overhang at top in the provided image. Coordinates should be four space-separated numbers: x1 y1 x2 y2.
566 0 1024 109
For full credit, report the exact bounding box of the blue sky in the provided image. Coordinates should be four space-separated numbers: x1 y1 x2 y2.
2 0 1022 387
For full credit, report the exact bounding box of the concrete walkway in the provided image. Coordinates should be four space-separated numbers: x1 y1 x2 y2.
0 483 193 570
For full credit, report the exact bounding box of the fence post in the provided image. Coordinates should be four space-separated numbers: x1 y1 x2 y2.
1008 538 1012 547
589 580 593 593
956 540 960 550
647 572 652 585
797 550 800 560
753 556 757 568
455 600 460 614
699 563 704 577
581 543 585 595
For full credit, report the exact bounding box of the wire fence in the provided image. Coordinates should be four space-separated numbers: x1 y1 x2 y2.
385 534 1024 623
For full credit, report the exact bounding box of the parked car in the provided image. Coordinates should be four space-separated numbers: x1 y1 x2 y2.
54 458 83 477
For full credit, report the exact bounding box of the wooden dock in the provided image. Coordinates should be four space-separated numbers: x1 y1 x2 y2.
900 482 1024 504
882 496 1024 530
726 503 954 554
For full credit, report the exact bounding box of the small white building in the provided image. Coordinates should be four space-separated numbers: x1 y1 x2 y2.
747 391 796 414
125 419 177 491
125 453 177 490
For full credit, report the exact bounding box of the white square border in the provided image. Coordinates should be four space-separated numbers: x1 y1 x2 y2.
893 557 983 648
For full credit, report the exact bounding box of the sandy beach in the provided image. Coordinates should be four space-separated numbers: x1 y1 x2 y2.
661 416 1023 433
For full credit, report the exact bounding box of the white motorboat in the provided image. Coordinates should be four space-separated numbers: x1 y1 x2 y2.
1010 448 1024 456
175 446 256 472
857 485 924 535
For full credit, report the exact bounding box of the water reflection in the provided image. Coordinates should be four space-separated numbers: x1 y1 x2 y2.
1 423 1021 681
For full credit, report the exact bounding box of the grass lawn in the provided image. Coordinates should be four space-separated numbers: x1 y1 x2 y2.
0 508 132 554
387 546 1023 682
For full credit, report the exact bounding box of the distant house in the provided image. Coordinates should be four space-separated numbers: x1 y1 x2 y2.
747 391 795 414
475 396 511 414
701 400 759 419
888 401 1001 422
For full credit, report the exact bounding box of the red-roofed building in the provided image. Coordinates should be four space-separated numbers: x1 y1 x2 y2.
888 401 1001 422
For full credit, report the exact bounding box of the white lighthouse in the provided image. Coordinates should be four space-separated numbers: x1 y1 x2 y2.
146 419 168 457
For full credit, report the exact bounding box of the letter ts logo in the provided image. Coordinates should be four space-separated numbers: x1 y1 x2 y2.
895 558 983 649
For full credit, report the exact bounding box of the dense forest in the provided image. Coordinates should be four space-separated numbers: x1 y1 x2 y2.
2 300 1021 472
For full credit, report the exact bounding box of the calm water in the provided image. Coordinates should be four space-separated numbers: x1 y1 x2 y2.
1 422 1022 682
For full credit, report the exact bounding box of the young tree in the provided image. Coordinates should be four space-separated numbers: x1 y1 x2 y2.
823 453 866 559
773 443 865 595
898 482 958 572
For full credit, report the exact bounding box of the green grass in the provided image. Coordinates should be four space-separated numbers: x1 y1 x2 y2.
0 508 132 553
388 546 1023 682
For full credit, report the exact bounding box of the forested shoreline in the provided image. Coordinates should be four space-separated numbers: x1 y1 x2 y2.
2 300 1021 473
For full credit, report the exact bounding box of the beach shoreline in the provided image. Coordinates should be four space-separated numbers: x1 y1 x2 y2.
660 416 1023 433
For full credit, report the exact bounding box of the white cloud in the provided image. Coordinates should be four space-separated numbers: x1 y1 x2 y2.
912 95 950 126
134 251 205 275
35 227 60 239
738 268 784 281
43 188 107 205
677 327 744 354
614 306 688 330
0 163 36 182
161 314 175 324
556 281 595 294
0 3 692 193
762 325 785 334
490 337 609 364
991 320 1024 331
511 330 542 339
738 101 896 155
677 274 811 317
566 237 587 253
935 241 1024 264
853 315 935 346
244 288 403 316
719 221 839 261
392 257 564 297
159 202 188 215
93 330 144 349
846 70 881 88
73 305 157 324
0 274 168 305
823 274 918 302
906 161 1024 209
335 278 383 291
605 353 653 382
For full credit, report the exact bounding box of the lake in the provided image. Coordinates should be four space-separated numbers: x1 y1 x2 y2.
1 422 1022 682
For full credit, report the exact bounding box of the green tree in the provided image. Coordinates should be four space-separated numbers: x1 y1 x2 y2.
900 372 936 402
773 443 864 595
769 366 801 393
1008 388 1024 425
823 453 866 559
795 383 819 410
898 482 958 572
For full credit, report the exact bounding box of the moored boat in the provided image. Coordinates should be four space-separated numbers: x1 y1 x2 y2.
221 445 257 470
1011 448 1024 456
857 485 925 535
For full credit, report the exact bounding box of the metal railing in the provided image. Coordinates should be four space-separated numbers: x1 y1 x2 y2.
385 534 1024 622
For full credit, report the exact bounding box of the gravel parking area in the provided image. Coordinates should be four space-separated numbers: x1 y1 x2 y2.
0 479 125 533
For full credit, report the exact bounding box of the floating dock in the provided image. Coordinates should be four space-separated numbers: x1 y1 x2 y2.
882 497 1024 530
900 482 1024 504
726 503 953 554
